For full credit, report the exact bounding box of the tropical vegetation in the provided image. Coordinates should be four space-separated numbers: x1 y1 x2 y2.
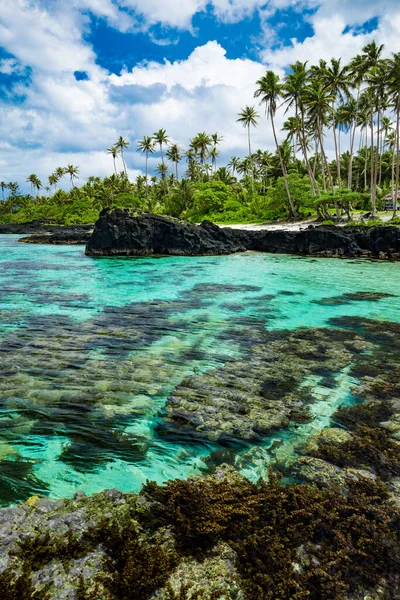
1 43 400 225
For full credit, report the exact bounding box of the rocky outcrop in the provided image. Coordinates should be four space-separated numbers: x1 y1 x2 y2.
0 221 93 244
19 226 92 245
85 209 400 258
85 209 247 256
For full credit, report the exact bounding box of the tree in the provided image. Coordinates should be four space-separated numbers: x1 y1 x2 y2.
0 181 7 201
55 167 66 189
255 72 297 217
237 106 259 191
166 144 182 179
153 129 170 165
107 146 120 175
26 174 37 196
190 132 212 165
115 136 130 176
211 133 223 171
303 82 335 194
283 61 317 195
359 41 384 216
319 58 351 189
137 136 155 198
227 156 240 178
66 165 79 188
388 52 400 217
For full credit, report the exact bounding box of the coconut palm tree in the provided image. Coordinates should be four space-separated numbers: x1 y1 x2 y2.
358 42 385 216
166 144 182 179
107 146 120 175
237 106 259 191
48 174 58 195
66 165 79 188
26 174 38 196
55 167 66 189
254 73 297 217
318 58 351 188
137 136 155 198
33 176 42 198
283 61 317 194
211 133 223 171
191 132 212 165
0 181 8 201
388 52 400 217
115 136 130 176
153 129 170 165
303 82 335 193
227 156 240 178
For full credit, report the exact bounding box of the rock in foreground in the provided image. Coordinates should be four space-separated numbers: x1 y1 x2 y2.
85 209 400 258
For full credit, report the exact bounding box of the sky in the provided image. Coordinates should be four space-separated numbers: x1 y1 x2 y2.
0 0 400 191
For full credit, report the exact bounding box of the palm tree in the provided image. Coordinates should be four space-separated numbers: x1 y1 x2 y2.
319 58 351 188
283 61 317 194
33 176 42 198
190 132 212 165
227 156 240 178
359 41 384 216
55 167 66 189
153 129 170 165
66 165 79 188
378 116 393 186
303 82 335 193
0 181 8 201
166 144 182 179
209 147 219 172
211 133 223 171
237 106 259 191
107 146 120 175
156 162 168 180
388 52 400 217
115 136 130 176
137 136 155 197
254 73 297 217
26 174 37 196
48 174 58 195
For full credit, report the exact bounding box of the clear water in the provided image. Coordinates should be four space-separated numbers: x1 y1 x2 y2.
1 234 400 505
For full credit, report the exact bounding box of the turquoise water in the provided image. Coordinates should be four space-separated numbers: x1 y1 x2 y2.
1 234 400 505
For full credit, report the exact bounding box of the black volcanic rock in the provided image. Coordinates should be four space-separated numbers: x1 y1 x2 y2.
85 209 400 259
85 209 248 256
0 221 93 244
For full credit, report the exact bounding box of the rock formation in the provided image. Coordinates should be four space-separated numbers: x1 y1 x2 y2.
85 209 400 258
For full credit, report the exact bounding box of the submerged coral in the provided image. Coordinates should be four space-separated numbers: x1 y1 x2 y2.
1 469 400 600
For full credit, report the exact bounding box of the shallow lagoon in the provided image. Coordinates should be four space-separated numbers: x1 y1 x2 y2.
1 234 400 506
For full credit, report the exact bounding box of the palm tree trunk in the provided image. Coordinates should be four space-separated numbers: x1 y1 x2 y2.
391 142 396 217
121 150 127 176
332 107 341 188
113 156 117 176
299 109 317 196
370 109 376 217
271 115 297 217
375 111 381 202
395 104 400 218
248 125 254 193
176 162 179 180
145 153 148 198
318 122 334 195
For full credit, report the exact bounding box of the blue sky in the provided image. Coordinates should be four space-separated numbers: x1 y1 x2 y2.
0 0 399 191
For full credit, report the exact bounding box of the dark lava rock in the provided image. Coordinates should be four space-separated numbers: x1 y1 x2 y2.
85 210 400 258
0 220 92 244
85 209 248 256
